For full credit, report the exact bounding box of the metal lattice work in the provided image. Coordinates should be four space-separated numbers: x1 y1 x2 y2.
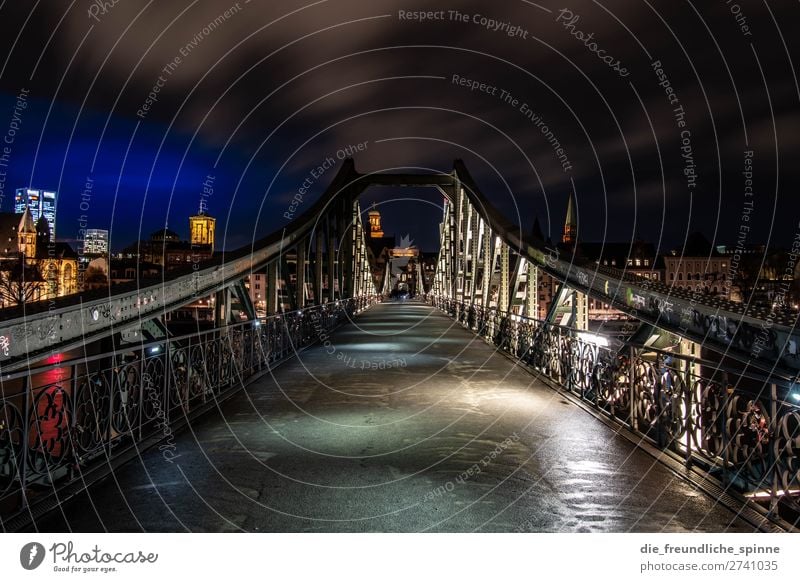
1 158 799 528
4 160 798 375
0 298 372 526
0 161 377 372
429 161 800 375
430 296 800 523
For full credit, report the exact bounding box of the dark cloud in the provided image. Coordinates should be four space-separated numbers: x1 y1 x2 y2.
0 0 797 252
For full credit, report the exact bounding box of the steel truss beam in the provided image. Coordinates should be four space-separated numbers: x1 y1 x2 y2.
2 159 798 375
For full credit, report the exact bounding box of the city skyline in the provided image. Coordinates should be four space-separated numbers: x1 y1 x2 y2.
0 2 798 257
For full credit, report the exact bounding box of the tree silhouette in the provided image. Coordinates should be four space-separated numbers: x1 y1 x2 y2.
0 257 43 307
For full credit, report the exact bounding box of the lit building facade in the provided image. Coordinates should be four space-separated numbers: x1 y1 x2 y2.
368 205 385 238
663 233 729 299
124 214 216 269
83 229 109 256
0 210 77 308
15 188 56 240
245 272 267 315
190 213 216 251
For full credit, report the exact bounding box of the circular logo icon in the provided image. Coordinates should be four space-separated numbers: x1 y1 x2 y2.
20 542 46 570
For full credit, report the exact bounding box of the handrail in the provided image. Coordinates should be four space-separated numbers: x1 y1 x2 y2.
429 294 800 527
0 298 375 383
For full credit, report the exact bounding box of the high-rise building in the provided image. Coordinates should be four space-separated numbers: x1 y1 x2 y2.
83 229 109 256
15 188 56 240
189 213 216 251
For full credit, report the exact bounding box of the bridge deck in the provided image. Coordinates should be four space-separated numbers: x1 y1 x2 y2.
31 302 757 532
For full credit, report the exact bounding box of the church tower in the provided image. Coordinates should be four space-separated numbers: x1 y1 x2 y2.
18 207 37 259
562 191 577 245
189 213 216 252
368 204 385 238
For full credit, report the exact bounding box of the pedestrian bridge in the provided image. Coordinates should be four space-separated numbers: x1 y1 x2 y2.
17 301 775 532
0 159 798 531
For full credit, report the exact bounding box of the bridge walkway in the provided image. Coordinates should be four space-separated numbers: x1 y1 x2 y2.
31 301 757 532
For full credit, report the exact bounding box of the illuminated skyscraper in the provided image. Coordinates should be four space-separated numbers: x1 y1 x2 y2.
83 229 109 256
15 188 56 240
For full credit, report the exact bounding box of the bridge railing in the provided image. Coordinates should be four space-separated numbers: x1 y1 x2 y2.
429 295 800 525
0 295 377 527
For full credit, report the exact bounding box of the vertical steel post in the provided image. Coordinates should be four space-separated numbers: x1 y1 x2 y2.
499 244 510 313
525 262 538 319
721 373 731 486
684 358 693 468
629 345 637 432
267 260 279 316
483 229 493 309
296 239 306 310
468 204 480 306
327 214 336 302
315 227 324 305
20 375 30 509
769 382 778 514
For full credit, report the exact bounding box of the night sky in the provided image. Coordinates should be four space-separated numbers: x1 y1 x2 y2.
0 1 797 255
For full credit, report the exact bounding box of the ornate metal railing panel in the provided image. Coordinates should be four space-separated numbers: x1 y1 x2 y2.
0 296 375 526
429 295 800 524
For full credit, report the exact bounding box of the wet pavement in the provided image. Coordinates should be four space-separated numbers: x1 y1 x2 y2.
31 301 757 532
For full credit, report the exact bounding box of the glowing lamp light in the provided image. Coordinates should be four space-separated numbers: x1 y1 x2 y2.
791 392 800 402
150 346 161 354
